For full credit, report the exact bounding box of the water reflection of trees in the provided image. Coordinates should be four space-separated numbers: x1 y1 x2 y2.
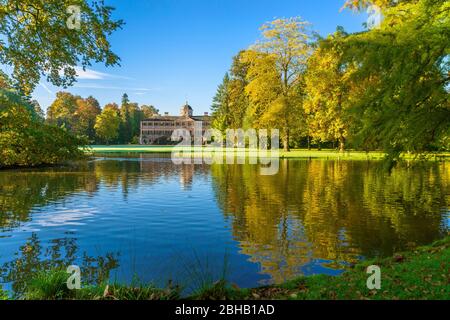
0 155 209 230
0 165 97 229
1 157 448 286
211 160 449 283
0 233 119 297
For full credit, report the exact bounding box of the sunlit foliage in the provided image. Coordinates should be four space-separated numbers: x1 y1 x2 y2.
242 17 312 151
213 2 449 158
304 28 359 151
0 89 85 168
94 107 120 144
0 0 123 95
339 0 450 161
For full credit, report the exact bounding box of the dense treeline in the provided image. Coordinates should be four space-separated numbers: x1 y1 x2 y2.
46 92 158 145
211 0 450 159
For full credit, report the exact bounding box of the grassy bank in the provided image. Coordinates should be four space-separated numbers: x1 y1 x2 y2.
0 287 7 300
249 236 450 300
86 145 450 161
4 236 449 300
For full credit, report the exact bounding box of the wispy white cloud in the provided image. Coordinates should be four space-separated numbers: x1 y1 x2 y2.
21 208 97 229
62 66 133 80
39 82 54 95
73 83 161 92
74 67 109 80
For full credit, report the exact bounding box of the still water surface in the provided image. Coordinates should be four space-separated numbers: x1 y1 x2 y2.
0 154 448 294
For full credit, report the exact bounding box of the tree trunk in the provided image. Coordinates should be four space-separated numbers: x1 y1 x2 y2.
339 136 345 153
283 128 290 152
307 136 311 150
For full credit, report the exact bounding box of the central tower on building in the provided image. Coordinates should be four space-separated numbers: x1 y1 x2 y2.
180 103 193 117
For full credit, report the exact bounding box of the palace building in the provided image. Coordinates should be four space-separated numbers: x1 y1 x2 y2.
140 103 211 145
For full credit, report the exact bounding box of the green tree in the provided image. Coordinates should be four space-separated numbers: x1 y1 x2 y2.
228 52 251 129
339 0 450 161
211 52 251 133
119 93 131 143
30 100 45 122
0 0 123 95
121 93 130 106
211 73 231 132
95 108 120 144
128 102 143 141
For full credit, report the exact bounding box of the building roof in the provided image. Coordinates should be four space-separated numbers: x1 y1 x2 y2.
142 115 211 122
191 116 211 121
142 103 211 122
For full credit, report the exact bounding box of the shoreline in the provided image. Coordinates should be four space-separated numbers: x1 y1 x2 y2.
3 236 449 300
85 145 450 162
1 147 448 171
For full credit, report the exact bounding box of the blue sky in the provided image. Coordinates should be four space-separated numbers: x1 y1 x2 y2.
31 0 368 115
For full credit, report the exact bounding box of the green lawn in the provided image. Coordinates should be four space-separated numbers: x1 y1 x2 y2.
85 145 449 161
247 236 450 300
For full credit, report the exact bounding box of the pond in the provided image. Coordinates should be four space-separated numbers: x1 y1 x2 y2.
0 154 448 295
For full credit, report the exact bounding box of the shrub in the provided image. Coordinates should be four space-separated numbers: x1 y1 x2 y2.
0 89 86 168
24 270 74 300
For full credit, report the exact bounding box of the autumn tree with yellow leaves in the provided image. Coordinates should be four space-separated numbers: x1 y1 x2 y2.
304 27 359 152
242 17 312 151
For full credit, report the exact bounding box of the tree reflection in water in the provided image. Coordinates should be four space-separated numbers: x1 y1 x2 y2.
0 155 209 230
0 233 119 297
0 155 448 288
211 160 449 283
